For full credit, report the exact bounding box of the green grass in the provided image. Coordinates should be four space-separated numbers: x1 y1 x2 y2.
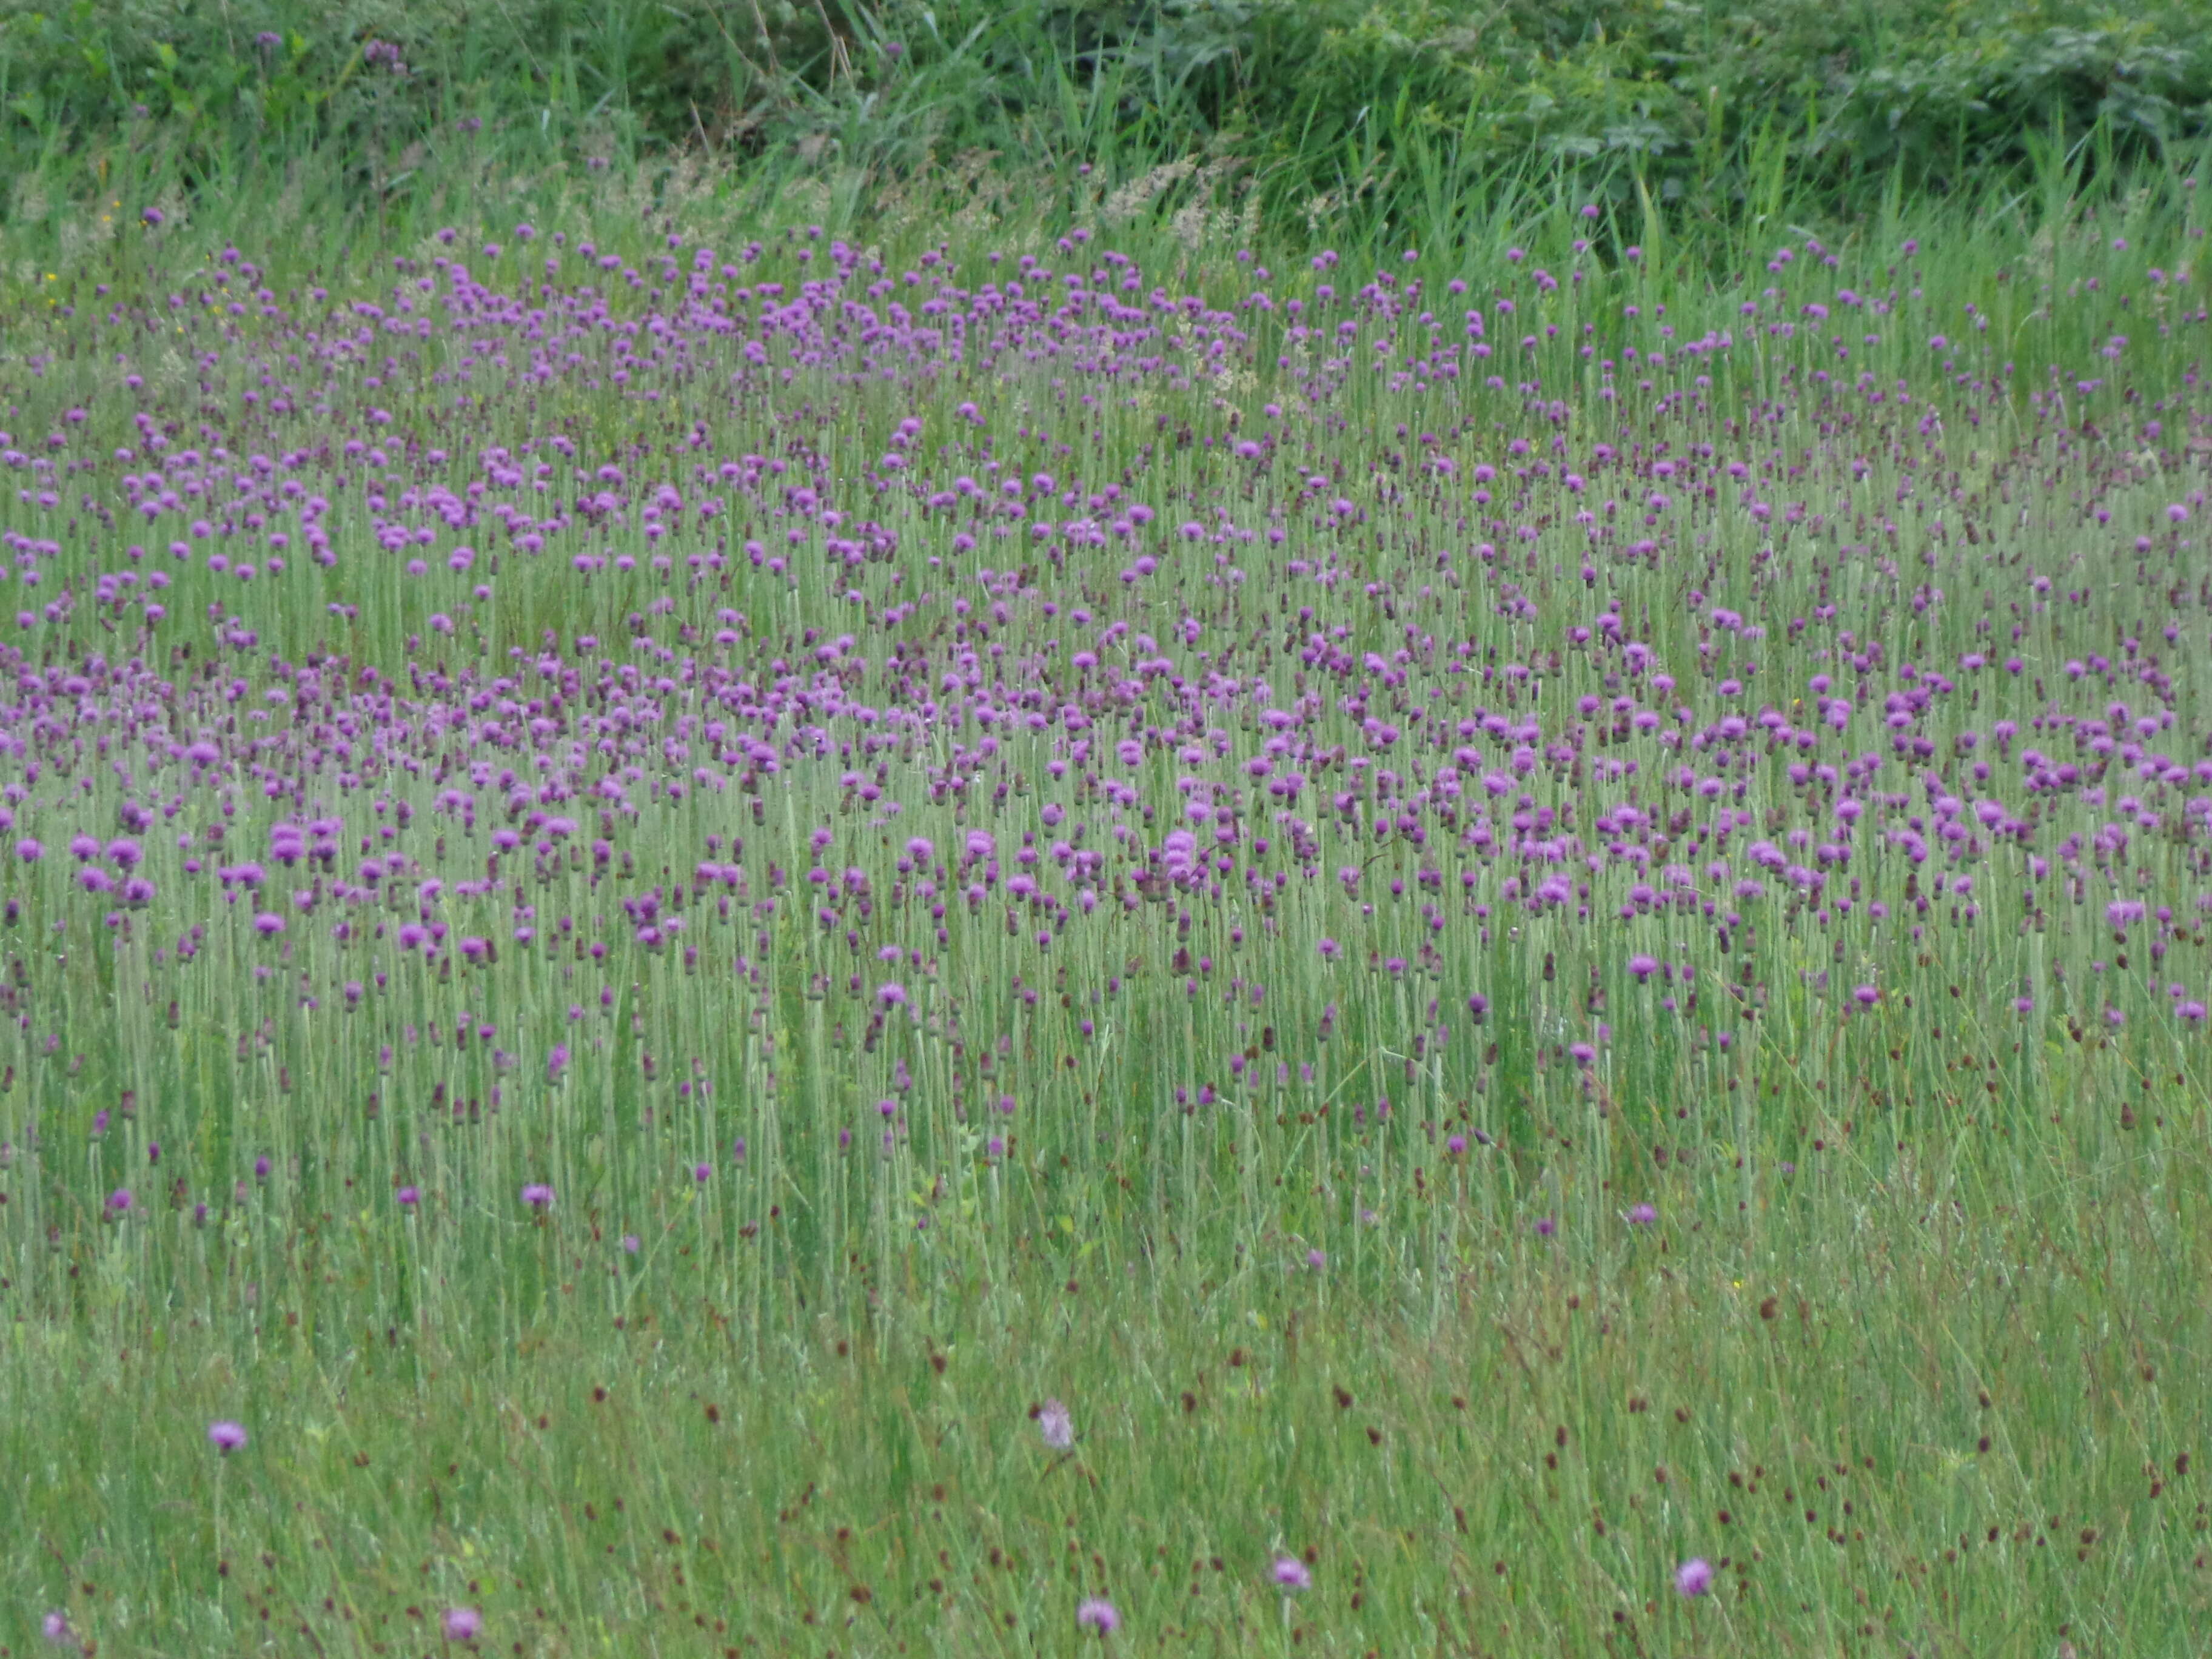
0 128 2207 1656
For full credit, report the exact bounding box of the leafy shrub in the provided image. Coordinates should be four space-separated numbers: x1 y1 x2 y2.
2 0 2207 235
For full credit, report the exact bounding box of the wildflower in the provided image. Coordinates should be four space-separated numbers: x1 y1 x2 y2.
397 1185 421 1208
1272 1557 1311 1590
207 1419 247 1453
1076 1597 1119 1635
1674 1557 1714 1598
107 1188 133 1214
443 1606 483 1641
1037 1398 1074 1450
521 1183 554 1210
41 1610 72 1645
1627 1203 1658 1227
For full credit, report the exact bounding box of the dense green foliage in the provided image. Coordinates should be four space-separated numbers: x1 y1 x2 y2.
4 0 2211 246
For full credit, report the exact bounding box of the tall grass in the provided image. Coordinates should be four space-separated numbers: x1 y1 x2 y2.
0 115 2206 1656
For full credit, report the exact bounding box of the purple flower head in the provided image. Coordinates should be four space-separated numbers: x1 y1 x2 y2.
1272 1557 1312 1590
1627 1203 1658 1227
397 1185 421 1208
1076 1597 1119 1635
443 1606 483 1641
207 1419 247 1453
693 1162 712 1183
1037 1398 1074 1450
521 1182 554 1210
1535 1216 1556 1237
41 1610 72 1644
877 981 908 1006
107 1188 133 1214
1675 1557 1714 1598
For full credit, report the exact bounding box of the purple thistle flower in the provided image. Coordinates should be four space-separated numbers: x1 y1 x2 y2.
41 1610 71 1645
1627 1203 1658 1227
1272 1557 1312 1590
1076 1597 1119 1635
1675 1557 1714 1597
107 1188 133 1214
442 1606 483 1641
397 1185 421 1208
1037 1398 1074 1450
521 1182 554 1210
207 1419 247 1453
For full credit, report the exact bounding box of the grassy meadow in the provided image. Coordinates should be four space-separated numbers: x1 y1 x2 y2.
0 79 2208 1655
